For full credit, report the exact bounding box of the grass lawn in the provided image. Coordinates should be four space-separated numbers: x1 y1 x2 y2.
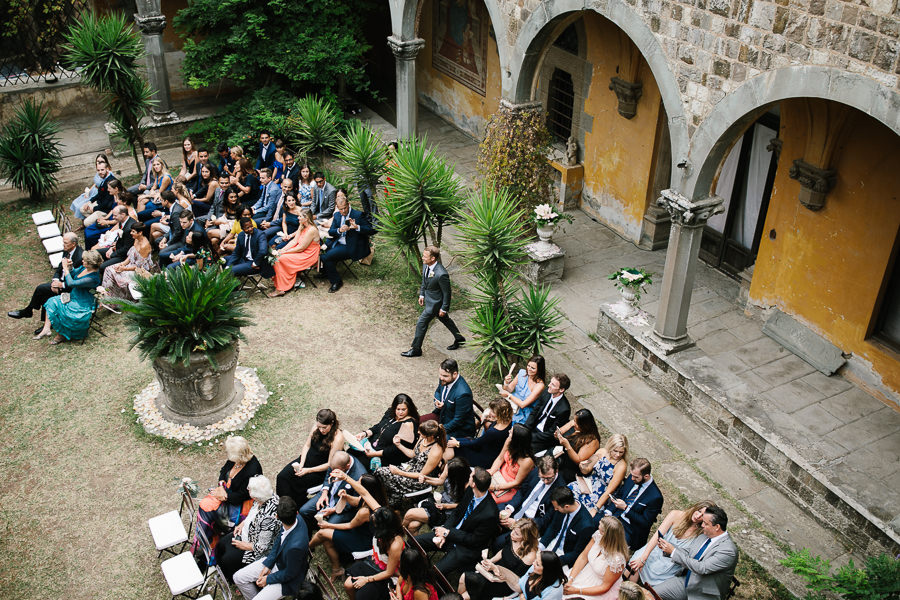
0 188 791 599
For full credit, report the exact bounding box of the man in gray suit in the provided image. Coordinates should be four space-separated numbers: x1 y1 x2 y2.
655 505 738 600
402 245 465 357
311 171 337 221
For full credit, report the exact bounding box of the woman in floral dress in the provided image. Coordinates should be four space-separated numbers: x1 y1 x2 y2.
375 420 446 508
568 434 628 515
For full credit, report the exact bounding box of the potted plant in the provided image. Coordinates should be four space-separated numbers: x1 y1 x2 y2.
530 203 573 246
114 266 253 423
608 267 653 309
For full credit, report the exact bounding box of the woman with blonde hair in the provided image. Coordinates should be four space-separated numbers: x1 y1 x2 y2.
268 207 321 296
627 500 717 586
617 581 653 600
569 434 629 515
33 249 102 344
137 156 173 215
563 516 630 599
459 518 540 599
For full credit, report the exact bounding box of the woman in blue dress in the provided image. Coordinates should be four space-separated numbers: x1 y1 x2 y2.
272 194 302 249
500 355 546 425
272 139 285 182
33 250 102 344
296 164 315 210
568 434 629 516
71 154 113 219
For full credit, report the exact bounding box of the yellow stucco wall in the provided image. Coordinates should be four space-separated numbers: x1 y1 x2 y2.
579 12 662 243
416 0 501 138
750 99 900 394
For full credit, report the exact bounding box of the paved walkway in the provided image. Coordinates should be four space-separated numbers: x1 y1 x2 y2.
365 106 898 592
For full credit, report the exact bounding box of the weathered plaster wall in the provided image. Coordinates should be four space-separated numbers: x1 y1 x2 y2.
750 99 900 393
415 0 502 139
578 13 663 242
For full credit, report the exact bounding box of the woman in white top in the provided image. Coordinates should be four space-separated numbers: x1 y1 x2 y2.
563 516 629 599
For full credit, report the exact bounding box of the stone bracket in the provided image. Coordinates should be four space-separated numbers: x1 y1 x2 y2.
609 76 643 119
387 36 425 61
657 189 724 226
134 13 166 35
788 159 837 211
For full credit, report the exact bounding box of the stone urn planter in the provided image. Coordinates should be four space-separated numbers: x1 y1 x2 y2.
153 343 242 424
535 223 557 247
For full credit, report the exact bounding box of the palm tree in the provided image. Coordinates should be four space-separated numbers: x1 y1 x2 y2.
336 120 387 215
288 96 342 168
0 99 62 203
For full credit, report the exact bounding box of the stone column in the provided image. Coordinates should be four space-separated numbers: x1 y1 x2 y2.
134 0 176 120
649 190 724 353
388 36 425 140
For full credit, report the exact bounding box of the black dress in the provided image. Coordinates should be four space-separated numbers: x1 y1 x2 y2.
463 543 530 598
371 415 418 468
275 441 332 507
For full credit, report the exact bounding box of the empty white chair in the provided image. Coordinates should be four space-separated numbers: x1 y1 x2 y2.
160 551 206 599
32 210 54 226
148 510 188 557
43 236 64 254
49 253 63 269
37 223 62 239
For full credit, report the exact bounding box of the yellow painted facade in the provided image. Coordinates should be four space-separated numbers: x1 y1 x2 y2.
579 12 662 243
750 99 900 394
415 0 501 138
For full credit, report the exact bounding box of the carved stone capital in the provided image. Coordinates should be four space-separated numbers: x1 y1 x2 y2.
609 76 643 119
789 159 836 211
657 189 724 227
134 13 166 36
766 137 783 160
499 99 544 113
387 36 425 61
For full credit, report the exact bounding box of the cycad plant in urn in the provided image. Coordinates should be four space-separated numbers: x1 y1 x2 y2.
114 266 253 425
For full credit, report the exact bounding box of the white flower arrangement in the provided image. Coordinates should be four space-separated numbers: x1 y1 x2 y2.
608 268 653 302
530 203 573 227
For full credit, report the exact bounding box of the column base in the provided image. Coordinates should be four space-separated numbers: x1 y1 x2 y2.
644 330 695 355
150 110 180 124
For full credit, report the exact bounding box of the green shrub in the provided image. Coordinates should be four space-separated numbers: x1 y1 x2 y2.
0 99 62 203
781 549 900 600
287 96 343 168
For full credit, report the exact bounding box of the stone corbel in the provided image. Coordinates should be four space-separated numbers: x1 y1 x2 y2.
134 13 166 35
609 32 643 119
785 99 849 212
387 36 425 62
657 189 725 226
788 159 837 211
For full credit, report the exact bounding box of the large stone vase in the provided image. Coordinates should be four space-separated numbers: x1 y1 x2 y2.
153 342 243 426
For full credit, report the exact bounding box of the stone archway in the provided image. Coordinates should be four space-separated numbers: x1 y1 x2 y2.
508 0 689 174
684 65 900 202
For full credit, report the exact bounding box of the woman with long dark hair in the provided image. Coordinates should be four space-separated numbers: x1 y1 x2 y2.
402 456 470 534
488 424 535 506
358 394 421 469
394 549 439 600
375 420 446 508
343 506 404 600
555 409 602 483
275 409 345 507
515 551 567 599
500 355 547 425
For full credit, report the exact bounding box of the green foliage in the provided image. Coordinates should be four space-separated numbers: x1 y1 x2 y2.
378 136 463 270
511 284 565 356
63 11 153 170
1 0 73 72
173 0 375 96
336 120 387 212
477 104 554 216
287 96 343 166
112 266 253 367
184 87 296 151
0 99 62 202
781 549 900 600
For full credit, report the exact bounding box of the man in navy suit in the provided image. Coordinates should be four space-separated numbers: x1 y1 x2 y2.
252 168 282 221
254 130 275 171
537 486 595 568
159 209 202 268
492 455 564 552
604 457 664 552
298 450 367 530
234 496 310 599
281 150 299 186
524 374 572 455
226 218 274 277
401 245 465 357
424 358 475 440
319 194 373 293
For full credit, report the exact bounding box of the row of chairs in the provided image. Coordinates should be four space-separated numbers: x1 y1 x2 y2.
31 203 74 269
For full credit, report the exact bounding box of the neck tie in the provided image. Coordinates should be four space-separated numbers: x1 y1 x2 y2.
625 483 641 506
549 512 572 552
516 481 547 519
684 538 712 587
456 498 475 529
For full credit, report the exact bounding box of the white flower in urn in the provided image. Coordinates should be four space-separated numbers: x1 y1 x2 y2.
608 267 654 303
530 203 574 227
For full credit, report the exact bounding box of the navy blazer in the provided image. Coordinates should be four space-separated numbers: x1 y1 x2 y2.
228 228 273 276
608 477 664 550
443 488 500 551
434 374 475 439
538 504 594 567
508 470 565 520
454 423 509 469
255 142 276 170
320 456 368 506
262 519 310 596
326 208 374 260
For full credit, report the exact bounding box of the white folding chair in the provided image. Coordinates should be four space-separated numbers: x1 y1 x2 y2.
43 236 64 254
32 210 54 226
148 486 195 557
160 526 211 600
49 253 64 269
37 222 62 239
197 565 231 600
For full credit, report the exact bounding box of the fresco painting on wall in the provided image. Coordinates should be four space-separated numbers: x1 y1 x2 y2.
432 0 488 96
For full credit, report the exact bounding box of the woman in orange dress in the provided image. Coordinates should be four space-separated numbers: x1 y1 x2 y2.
269 208 321 296
488 424 535 506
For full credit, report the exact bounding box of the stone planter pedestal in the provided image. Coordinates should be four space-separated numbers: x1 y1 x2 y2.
522 241 566 284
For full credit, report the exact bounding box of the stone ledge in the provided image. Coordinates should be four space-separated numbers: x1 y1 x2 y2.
596 305 900 557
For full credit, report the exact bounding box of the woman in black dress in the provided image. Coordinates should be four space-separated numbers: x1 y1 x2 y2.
555 409 602 483
275 409 345 507
459 518 540 599
358 394 419 469
449 398 513 468
402 456 470 534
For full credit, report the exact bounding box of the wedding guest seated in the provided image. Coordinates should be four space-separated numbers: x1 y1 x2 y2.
357 393 420 471
168 229 214 270
604 458 663 553
159 208 202 268
617 581 655 600
525 374 572 456
504 455 565 527
343 506 405 600
84 180 132 248
402 456 470 535
192 162 219 215
562 516 629 600
448 398 511 469
569 434 629 517
555 409 602 483
394 549 440 600
179 136 199 187
298 450 367 531
511 551 567 600
487 424 535 508
319 192 374 293
216 475 281 583
195 436 263 549
128 142 157 194
537 487 594 569
200 174 234 250
137 156 174 222
225 217 273 278
627 501 715 588
70 154 113 220
32 249 102 345
101 222 155 299
310 473 388 580
375 420 446 509
269 191 301 248
311 171 337 220
148 191 181 243
499 355 546 425
233 496 310 600
232 158 261 207
276 409 346 508
220 206 256 255
268 208 321 297
272 139 286 181
218 142 235 175
96 204 139 274
458 518 539 600
8 232 81 333
253 168 282 221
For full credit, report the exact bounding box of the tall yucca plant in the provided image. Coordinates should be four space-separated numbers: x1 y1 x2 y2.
63 11 154 173
512 284 565 356
113 266 253 366
0 99 62 203
336 120 386 215
288 96 342 167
